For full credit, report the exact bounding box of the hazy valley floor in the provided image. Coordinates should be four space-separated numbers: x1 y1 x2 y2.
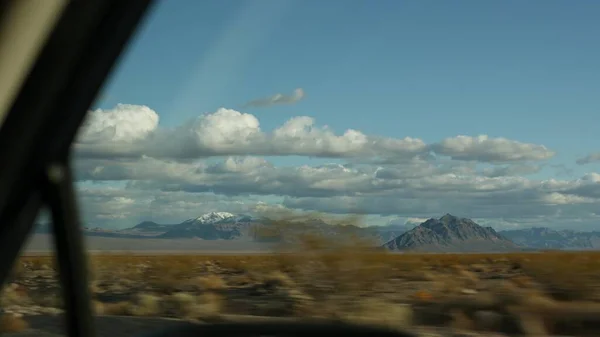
23 234 275 255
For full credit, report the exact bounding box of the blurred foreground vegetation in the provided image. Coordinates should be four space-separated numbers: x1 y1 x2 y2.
4 213 600 336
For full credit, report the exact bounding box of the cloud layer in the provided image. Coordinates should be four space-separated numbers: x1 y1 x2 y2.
577 153 600 165
243 88 305 108
76 104 554 163
71 104 600 230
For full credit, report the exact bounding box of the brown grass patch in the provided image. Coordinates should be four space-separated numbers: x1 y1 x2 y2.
197 274 227 291
12 216 600 335
0 314 29 333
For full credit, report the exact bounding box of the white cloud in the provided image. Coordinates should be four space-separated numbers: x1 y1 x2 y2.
75 105 552 165
206 157 271 173
69 103 600 230
72 152 600 228
243 88 305 108
404 218 429 226
480 164 541 177
75 184 267 228
78 104 159 143
431 135 555 163
541 192 596 205
186 108 263 151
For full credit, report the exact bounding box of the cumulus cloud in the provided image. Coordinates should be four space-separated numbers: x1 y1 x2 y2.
70 103 596 229
480 164 541 177
76 184 268 228
79 104 159 143
431 135 555 163
243 88 305 108
205 156 272 174
75 105 428 161
72 153 600 225
281 185 600 220
121 160 387 198
77 156 513 198
75 105 553 166
541 192 597 205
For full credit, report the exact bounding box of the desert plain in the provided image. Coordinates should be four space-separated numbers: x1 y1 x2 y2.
2 234 600 337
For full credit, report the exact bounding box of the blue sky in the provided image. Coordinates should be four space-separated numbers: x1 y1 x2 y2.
96 0 600 173
75 0 600 228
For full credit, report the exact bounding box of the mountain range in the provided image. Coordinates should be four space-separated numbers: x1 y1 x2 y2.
34 212 600 251
35 212 406 243
499 227 600 250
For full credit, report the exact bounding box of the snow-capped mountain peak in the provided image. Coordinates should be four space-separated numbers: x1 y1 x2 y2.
184 212 236 224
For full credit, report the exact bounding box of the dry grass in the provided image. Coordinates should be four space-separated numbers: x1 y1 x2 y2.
197 274 227 291
9 251 600 335
16 251 600 299
10 229 600 336
0 314 29 333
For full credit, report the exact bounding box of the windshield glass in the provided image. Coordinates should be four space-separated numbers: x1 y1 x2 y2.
5 1 600 336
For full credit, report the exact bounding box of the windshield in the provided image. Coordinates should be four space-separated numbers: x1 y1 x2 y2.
4 1 600 336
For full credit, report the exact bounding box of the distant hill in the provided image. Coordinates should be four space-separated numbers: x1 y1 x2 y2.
47 212 408 243
33 213 600 251
383 214 519 252
32 212 413 244
499 227 600 250
36 223 150 238
124 221 172 233
158 212 257 240
155 212 405 243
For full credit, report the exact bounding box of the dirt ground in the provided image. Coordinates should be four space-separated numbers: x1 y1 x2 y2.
3 246 600 336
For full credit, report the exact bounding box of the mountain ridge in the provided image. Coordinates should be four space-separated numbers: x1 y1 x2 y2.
499 227 600 250
33 212 600 251
383 214 519 252
118 212 401 243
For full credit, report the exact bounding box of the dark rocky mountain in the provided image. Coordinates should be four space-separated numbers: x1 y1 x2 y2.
383 214 519 252
499 227 600 250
